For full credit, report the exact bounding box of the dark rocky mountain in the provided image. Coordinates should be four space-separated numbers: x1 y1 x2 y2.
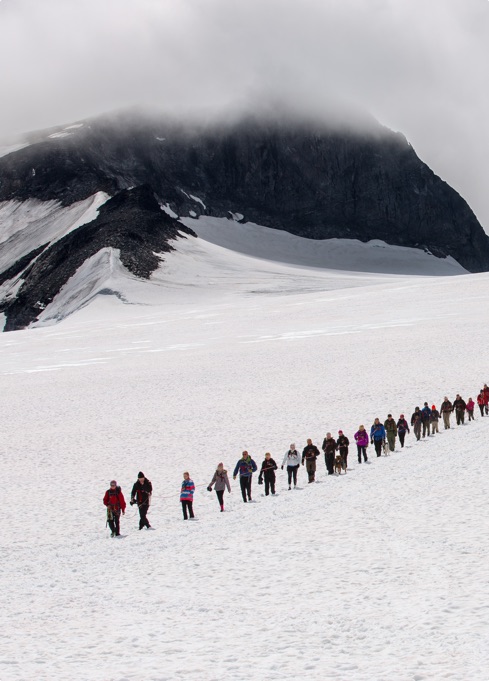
0 185 195 331
0 110 488 331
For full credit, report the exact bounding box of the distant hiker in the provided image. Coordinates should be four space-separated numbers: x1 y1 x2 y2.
322 433 337 475
410 407 422 441
258 453 278 496
370 418 386 457
130 471 153 530
180 472 195 520
302 439 320 483
336 431 350 468
103 480 126 537
430 406 440 434
207 463 231 511
466 398 475 422
282 444 301 489
477 390 486 417
483 384 489 415
384 414 397 451
354 425 369 463
396 415 410 447
421 403 432 438
233 451 258 502
440 397 453 429
453 394 467 425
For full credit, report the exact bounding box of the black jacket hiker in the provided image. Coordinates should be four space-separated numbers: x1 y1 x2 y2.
322 437 337 475
453 397 467 425
410 409 422 441
302 443 320 483
258 457 278 496
131 475 153 530
336 434 349 467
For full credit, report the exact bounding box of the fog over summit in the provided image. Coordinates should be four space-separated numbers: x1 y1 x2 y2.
0 0 488 227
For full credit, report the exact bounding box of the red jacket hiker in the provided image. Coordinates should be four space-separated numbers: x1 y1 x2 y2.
103 482 126 537
103 487 126 512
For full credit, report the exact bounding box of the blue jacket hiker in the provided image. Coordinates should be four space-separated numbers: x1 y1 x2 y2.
421 403 432 438
370 419 386 457
180 472 195 520
233 451 258 503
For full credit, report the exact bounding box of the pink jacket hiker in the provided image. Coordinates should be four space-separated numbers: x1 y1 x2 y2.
354 430 369 447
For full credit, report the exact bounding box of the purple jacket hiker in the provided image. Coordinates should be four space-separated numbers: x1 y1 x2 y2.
354 430 369 447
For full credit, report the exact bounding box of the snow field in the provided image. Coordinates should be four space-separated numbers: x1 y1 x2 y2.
1 243 489 680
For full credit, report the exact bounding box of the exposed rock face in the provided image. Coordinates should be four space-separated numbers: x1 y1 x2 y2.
0 111 488 331
1 185 195 331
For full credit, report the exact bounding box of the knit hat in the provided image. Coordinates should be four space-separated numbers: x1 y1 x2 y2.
138 472 145 478
400 414 404 418
431 405 436 410
338 430 343 434
110 480 117 486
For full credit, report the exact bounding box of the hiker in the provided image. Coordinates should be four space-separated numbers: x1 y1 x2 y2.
384 414 397 451
396 415 410 447
130 471 153 530
233 451 258 503
282 444 301 489
477 390 486 417
430 405 440 434
482 383 489 416
440 397 453 429
302 439 320 483
453 394 467 425
483 384 489 415
180 471 195 519
354 425 369 463
466 397 475 422
421 402 432 437
207 462 231 511
258 453 278 496
410 407 422 441
336 431 350 468
322 433 337 475
370 418 386 457
103 480 126 537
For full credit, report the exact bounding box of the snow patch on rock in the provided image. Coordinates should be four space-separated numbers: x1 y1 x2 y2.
0 192 110 275
160 203 178 219
48 131 74 139
189 194 206 210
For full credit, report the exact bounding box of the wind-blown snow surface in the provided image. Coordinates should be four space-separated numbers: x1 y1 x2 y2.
1 246 489 680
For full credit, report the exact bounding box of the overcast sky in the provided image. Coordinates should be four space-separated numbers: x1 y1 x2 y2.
0 0 488 228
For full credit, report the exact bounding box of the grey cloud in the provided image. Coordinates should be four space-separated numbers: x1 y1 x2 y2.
0 0 488 228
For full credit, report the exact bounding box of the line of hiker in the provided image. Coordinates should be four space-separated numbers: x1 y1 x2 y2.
103 385 489 533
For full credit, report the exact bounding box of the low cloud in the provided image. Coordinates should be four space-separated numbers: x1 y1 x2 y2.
1 0 488 227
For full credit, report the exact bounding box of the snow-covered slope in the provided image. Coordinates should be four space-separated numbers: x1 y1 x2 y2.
28 222 468 329
8 207 465 330
1 251 489 680
181 215 467 275
0 192 109 273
